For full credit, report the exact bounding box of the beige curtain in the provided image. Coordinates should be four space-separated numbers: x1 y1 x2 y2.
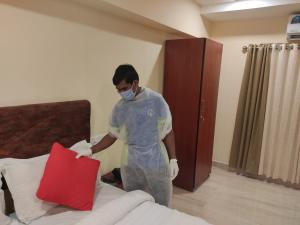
259 44 300 184
229 44 271 175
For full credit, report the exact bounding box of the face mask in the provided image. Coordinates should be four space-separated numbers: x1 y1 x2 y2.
120 86 136 101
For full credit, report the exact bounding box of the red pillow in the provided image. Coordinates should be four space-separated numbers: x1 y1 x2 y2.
36 142 100 210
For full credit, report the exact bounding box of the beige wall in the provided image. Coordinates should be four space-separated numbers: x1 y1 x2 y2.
210 17 288 165
1 0 290 172
0 0 180 174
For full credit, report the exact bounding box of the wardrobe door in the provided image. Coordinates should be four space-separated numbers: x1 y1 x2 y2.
164 39 205 191
195 39 223 188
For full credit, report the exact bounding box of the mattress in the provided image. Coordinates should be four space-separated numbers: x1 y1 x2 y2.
9 182 125 225
8 183 211 225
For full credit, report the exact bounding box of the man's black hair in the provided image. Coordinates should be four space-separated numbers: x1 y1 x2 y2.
112 64 139 85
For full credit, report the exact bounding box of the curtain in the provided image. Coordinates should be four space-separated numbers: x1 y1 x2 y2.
259 44 300 184
229 44 271 175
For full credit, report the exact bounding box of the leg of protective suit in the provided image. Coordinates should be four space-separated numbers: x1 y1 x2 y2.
145 168 172 207
121 166 147 191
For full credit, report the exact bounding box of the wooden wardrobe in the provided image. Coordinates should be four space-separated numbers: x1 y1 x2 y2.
163 38 223 191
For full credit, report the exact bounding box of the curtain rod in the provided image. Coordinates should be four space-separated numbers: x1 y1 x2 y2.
242 43 300 53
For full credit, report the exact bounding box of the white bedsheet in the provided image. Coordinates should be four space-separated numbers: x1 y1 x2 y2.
9 183 211 225
8 182 125 225
75 190 210 225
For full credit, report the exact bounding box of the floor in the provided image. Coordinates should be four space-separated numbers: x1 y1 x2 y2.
171 167 300 225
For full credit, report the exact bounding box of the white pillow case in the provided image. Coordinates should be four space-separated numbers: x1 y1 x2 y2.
0 155 56 224
0 175 12 225
0 191 13 225
0 190 4 215
0 138 103 224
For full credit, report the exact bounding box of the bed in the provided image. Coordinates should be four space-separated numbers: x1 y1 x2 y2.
0 100 211 225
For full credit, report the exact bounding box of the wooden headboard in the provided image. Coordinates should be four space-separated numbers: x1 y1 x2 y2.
0 100 91 159
0 100 91 214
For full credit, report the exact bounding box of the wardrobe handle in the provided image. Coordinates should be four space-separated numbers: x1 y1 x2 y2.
200 99 205 122
200 100 205 114
200 115 205 121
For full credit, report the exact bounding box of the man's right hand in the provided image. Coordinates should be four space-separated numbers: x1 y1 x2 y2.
69 140 93 159
75 146 92 159
90 133 117 154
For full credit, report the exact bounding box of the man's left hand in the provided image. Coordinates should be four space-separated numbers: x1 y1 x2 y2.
170 159 179 180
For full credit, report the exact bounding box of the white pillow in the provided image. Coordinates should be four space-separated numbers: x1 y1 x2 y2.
0 185 4 214
0 155 56 224
0 176 4 214
0 176 12 225
0 139 103 224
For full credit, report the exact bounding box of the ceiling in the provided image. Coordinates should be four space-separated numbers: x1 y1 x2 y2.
195 0 300 21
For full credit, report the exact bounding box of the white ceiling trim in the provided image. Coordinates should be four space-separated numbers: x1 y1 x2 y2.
199 0 300 14
195 0 235 6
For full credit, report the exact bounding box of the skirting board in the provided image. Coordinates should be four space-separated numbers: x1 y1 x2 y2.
212 161 229 170
212 161 300 190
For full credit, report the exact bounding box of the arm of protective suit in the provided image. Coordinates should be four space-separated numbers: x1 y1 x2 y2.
163 130 176 159
159 96 179 180
91 133 117 154
108 103 127 141
79 103 120 157
159 96 176 159
163 131 179 180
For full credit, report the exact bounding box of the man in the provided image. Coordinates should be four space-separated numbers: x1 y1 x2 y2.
77 64 179 206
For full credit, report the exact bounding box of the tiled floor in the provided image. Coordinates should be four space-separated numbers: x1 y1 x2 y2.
171 167 300 225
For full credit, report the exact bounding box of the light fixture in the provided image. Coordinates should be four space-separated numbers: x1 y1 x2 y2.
225 0 269 11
